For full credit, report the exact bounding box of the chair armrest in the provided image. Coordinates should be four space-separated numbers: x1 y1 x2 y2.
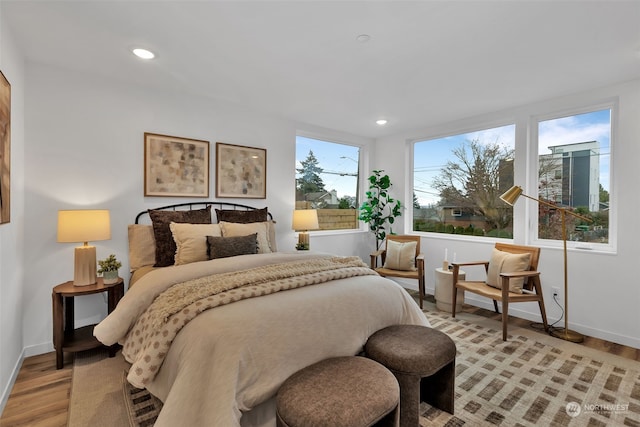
451 260 490 268
370 249 386 269
499 270 540 278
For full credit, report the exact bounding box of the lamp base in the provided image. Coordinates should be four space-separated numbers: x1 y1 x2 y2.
296 232 310 250
73 245 97 286
549 327 584 343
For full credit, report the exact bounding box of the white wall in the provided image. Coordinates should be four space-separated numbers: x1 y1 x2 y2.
375 79 640 348
0 10 26 412
20 64 374 354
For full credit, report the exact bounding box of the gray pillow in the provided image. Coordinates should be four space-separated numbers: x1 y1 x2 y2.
206 233 258 259
148 206 212 267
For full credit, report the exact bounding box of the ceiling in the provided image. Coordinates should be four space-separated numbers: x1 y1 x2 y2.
3 1 640 138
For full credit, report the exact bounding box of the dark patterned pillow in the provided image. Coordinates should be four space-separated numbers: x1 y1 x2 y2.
215 208 268 224
148 207 212 267
206 234 258 259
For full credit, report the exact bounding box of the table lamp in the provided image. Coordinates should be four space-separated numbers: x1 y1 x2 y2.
292 209 319 250
500 185 591 343
57 209 111 286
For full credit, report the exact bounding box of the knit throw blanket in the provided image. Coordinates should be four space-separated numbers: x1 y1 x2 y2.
122 256 376 388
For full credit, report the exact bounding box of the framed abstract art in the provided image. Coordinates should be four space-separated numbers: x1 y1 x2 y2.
144 133 210 197
0 70 10 224
216 142 266 199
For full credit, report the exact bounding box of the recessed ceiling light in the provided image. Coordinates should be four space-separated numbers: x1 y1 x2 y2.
356 34 371 43
132 48 155 60
376 119 388 126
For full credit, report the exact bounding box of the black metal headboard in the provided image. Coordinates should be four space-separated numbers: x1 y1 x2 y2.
135 202 274 224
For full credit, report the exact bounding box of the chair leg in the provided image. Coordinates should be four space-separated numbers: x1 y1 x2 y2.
502 300 509 341
535 281 549 332
451 285 457 318
418 277 424 309
493 300 500 314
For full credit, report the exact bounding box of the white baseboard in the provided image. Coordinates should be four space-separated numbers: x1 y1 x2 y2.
394 278 640 350
0 349 25 417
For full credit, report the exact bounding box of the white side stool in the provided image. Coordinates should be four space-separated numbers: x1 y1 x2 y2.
434 267 466 312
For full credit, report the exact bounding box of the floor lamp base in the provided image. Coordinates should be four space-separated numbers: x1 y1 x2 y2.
549 327 584 343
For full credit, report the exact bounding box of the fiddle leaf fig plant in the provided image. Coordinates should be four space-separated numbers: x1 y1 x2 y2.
358 170 402 250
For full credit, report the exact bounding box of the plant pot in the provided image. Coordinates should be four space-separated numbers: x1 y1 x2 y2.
102 270 119 284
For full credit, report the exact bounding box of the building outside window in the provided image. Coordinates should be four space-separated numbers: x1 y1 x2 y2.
295 135 360 231
536 108 611 245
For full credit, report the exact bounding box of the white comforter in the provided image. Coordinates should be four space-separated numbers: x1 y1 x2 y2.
95 252 429 427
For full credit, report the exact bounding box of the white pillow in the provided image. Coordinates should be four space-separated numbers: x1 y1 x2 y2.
485 248 531 293
170 223 222 265
219 221 273 254
383 240 417 271
128 224 156 272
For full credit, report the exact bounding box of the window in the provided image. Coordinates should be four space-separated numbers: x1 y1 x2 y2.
413 124 516 237
536 108 611 245
295 135 360 231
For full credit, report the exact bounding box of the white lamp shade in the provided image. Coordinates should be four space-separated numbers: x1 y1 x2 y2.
57 209 111 286
292 209 319 231
57 210 111 243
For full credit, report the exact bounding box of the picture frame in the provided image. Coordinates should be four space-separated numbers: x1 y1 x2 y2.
0 70 10 224
216 142 266 199
144 133 210 197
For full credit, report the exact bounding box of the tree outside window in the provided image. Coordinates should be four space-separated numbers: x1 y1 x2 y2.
295 136 360 231
413 124 516 237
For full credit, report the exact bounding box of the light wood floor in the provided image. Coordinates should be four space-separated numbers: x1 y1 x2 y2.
1 295 638 427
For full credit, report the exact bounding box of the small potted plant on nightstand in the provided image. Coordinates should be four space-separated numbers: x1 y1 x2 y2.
98 254 122 284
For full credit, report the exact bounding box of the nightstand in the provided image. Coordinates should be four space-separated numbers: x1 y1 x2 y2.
52 277 124 369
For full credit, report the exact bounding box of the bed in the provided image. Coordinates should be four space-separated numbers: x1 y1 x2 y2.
94 202 430 427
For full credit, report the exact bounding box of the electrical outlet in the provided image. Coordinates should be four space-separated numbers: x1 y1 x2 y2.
552 287 561 299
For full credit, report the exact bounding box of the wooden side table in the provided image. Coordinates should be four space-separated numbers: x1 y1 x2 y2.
52 277 124 369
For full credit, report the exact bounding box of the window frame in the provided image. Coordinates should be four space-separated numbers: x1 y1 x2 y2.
295 130 368 234
528 101 617 253
409 120 517 241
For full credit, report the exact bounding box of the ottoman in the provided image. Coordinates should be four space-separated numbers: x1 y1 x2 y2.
365 325 456 427
276 356 400 427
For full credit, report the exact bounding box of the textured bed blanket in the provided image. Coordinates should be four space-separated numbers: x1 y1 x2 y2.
122 256 375 387
95 252 429 427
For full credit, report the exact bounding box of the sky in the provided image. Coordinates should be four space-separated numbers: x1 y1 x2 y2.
295 136 360 200
295 108 611 208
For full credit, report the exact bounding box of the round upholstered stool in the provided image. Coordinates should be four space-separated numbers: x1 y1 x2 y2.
276 356 400 427
365 325 456 427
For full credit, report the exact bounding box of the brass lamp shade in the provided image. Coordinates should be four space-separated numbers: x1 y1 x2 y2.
57 209 111 286
292 209 319 250
499 185 523 206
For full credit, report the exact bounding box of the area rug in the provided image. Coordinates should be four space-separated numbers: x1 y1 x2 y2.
420 309 640 426
68 347 130 427
71 310 640 427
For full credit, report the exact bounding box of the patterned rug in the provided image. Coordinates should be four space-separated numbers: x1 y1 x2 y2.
120 309 640 427
421 309 640 426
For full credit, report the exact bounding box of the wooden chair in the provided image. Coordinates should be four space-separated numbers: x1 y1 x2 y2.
370 235 425 308
451 243 549 341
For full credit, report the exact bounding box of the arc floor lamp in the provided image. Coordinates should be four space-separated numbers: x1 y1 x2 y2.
500 185 592 343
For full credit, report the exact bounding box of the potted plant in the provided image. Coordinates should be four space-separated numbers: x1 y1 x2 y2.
98 254 122 284
358 169 403 250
